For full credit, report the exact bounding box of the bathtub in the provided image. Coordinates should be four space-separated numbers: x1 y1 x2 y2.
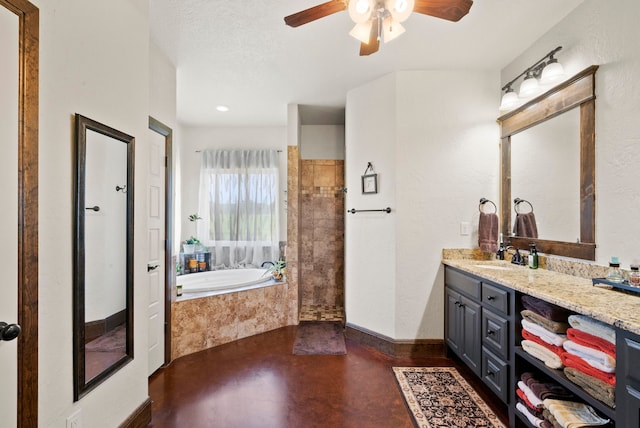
177 268 272 294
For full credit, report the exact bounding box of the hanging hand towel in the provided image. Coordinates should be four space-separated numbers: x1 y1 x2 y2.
478 211 498 253
513 212 538 238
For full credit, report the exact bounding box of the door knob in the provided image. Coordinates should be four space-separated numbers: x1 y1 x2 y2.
147 264 159 272
0 322 21 341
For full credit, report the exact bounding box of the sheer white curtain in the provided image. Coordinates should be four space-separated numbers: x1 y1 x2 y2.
198 149 280 268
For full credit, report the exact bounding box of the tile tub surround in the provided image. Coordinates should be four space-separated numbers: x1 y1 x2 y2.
171 281 290 359
441 257 640 336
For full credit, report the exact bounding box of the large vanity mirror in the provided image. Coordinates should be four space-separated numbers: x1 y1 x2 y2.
498 65 598 260
73 114 134 400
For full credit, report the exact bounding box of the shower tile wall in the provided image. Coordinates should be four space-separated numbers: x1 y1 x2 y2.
300 160 344 307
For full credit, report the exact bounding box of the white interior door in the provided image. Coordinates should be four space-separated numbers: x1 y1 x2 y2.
147 129 166 375
0 6 19 425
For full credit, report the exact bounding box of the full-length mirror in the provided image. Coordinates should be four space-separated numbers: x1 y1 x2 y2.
73 114 134 400
498 65 598 260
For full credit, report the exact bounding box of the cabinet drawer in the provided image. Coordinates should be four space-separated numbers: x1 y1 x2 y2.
482 282 509 315
482 347 509 403
446 268 480 299
482 308 509 360
622 336 640 380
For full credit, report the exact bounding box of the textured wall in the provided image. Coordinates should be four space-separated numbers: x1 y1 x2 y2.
501 0 640 266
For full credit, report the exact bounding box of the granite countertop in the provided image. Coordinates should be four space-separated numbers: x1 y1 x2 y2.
442 258 640 336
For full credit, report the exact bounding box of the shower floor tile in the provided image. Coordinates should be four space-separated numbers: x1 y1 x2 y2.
299 305 344 322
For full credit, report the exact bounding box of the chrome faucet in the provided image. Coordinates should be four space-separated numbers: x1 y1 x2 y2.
506 246 525 265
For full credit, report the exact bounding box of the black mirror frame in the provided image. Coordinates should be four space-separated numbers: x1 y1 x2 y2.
497 65 598 260
73 113 135 400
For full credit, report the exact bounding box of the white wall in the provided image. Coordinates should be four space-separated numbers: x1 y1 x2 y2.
346 70 500 340
36 0 151 426
300 125 345 160
501 0 640 266
179 126 288 243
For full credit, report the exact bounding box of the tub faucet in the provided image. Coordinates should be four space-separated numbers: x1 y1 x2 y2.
506 246 525 265
261 261 275 268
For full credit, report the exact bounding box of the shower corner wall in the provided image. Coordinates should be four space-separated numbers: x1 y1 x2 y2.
286 145 301 325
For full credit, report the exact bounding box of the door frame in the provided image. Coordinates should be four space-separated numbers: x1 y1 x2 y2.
1 0 39 426
148 116 173 364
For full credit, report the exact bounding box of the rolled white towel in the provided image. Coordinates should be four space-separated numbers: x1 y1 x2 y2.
568 315 615 345
563 340 616 373
522 319 567 347
517 381 543 408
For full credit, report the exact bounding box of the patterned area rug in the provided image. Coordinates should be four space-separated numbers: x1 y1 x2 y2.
393 367 505 428
292 321 346 355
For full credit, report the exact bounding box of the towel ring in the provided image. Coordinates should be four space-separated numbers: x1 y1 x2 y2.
514 198 534 214
479 198 497 214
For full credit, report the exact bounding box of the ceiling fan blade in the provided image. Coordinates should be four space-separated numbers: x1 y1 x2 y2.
284 0 347 27
413 0 473 22
359 18 380 56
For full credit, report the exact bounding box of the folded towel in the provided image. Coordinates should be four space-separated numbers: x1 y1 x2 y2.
561 352 616 386
542 409 563 428
517 393 545 419
540 419 556 428
478 212 499 253
513 212 538 239
521 372 575 402
522 295 571 322
516 402 544 427
566 327 615 358
568 315 616 346
522 319 568 347
522 340 564 369
563 340 616 373
518 380 544 408
522 309 570 334
522 329 564 357
543 399 610 427
564 367 616 409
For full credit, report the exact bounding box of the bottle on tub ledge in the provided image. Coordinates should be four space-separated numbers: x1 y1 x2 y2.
606 256 624 283
629 263 640 287
528 243 538 269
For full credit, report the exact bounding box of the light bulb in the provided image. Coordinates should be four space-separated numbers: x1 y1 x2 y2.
540 59 566 84
349 0 373 23
385 0 414 22
499 90 519 111
519 73 541 98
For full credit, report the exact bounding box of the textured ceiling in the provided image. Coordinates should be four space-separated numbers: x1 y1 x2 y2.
149 0 584 127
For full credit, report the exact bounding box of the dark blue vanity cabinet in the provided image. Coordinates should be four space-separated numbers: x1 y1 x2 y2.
445 266 515 403
617 329 640 427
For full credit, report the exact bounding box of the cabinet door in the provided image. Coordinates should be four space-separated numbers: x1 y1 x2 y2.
445 287 461 356
460 295 481 375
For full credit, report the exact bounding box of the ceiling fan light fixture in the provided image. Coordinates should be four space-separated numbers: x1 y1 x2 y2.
385 0 414 22
382 17 405 43
349 21 373 44
349 0 373 23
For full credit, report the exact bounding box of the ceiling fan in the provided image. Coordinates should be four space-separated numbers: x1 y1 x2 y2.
284 0 473 56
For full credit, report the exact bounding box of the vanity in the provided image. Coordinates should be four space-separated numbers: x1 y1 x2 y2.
443 258 640 427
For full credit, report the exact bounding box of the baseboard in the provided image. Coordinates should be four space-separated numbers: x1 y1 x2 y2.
118 397 152 428
345 322 445 358
85 309 127 341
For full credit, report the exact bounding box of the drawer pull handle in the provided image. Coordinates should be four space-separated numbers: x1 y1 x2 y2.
454 301 460 306
487 329 495 336
487 370 494 377
487 295 496 301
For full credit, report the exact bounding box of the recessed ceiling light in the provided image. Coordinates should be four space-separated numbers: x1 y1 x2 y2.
216 105 229 112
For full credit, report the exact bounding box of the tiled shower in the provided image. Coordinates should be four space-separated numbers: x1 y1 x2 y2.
298 160 345 322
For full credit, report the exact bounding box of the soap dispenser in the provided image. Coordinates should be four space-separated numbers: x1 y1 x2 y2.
496 233 506 260
528 243 538 269
606 256 624 283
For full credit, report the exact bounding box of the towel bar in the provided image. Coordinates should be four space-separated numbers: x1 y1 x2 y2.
348 207 392 214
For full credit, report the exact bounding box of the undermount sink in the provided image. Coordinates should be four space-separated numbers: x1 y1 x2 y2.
472 264 515 271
